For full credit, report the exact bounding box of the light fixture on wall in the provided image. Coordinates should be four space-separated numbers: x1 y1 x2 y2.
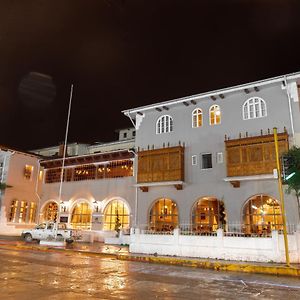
93 200 99 213
60 201 67 213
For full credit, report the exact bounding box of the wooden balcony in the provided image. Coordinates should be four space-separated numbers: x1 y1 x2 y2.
225 131 289 177
137 146 184 184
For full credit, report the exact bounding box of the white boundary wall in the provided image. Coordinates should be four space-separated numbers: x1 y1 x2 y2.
129 228 300 263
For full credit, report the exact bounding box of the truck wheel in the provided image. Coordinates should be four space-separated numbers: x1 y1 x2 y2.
24 233 33 242
56 234 64 241
66 238 74 244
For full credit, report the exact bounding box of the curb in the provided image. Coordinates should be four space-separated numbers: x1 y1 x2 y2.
116 254 300 277
1 244 299 277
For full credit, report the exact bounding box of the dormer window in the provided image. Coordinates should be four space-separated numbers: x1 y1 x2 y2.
192 108 203 128
243 97 267 120
156 115 173 134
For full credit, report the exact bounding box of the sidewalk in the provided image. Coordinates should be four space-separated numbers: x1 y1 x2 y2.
1 238 300 277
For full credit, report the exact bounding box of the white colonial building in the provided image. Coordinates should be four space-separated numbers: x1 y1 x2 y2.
0 146 41 235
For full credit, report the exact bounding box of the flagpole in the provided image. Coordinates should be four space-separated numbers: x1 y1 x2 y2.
57 84 74 223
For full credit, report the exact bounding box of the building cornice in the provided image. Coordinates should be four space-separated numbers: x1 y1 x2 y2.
122 71 300 116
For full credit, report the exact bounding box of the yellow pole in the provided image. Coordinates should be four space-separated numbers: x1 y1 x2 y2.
273 127 290 266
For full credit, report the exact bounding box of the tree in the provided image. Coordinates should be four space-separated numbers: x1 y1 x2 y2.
114 210 121 237
283 146 300 222
0 183 12 190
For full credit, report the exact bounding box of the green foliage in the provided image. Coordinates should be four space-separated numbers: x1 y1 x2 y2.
0 183 12 190
284 146 300 197
114 210 121 236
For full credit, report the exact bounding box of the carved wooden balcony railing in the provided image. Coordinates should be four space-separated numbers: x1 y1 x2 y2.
137 146 184 184
225 131 289 177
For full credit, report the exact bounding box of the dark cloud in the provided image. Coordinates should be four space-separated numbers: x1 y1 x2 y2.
0 0 300 150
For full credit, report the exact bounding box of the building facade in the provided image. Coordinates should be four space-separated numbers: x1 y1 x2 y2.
0 147 41 235
34 128 136 240
123 72 300 236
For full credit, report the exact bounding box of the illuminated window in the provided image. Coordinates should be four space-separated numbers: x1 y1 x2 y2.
156 115 173 134
243 97 267 120
42 202 58 222
192 198 225 232
192 108 202 128
71 202 92 229
74 165 96 181
19 201 28 223
24 165 34 180
45 168 62 183
39 170 43 181
8 200 18 222
103 199 130 230
149 198 178 231
243 194 282 235
28 202 37 223
209 105 221 125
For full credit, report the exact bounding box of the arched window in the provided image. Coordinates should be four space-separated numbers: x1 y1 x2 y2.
103 199 130 230
191 197 226 233
243 97 267 120
242 194 282 235
192 108 203 128
209 105 221 125
71 202 92 229
42 202 58 222
149 198 178 231
156 115 173 134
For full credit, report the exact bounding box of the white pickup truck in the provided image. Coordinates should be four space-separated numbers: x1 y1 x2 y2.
21 222 74 243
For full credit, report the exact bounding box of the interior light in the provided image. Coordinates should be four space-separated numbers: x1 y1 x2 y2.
252 205 258 210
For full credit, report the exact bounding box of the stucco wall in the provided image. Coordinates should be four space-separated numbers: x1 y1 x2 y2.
133 81 300 226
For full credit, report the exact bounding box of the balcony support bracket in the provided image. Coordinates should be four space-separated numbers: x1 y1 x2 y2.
230 181 240 188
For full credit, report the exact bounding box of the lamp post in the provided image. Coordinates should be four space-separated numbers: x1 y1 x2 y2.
273 127 290 266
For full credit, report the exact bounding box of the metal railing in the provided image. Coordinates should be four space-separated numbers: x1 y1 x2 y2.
132 223 298 238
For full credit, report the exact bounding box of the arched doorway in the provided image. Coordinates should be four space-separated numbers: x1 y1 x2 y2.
191 197 226 233
42 201 58 222
149 198 178 231
70 202 92 229
103 199 130 230
242 194 283 235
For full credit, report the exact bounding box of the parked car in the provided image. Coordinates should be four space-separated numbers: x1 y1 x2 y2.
21 222 74 243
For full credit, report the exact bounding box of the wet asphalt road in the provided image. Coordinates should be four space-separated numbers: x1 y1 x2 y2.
0 248 300 299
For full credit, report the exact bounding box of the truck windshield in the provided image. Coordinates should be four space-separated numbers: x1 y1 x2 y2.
36 223 46 229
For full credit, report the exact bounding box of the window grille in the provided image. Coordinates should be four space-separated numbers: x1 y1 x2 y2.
156 115 173 134
243 97 267 120
192 108 203 128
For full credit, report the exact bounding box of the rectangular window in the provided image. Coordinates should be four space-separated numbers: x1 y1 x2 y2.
192 155 197 166
19 201 28 223
123 132 127 138
24 165 33 180
29 202 37 223
9 200 18 222
132 131 136 137
202 153 212 169
217 152 223 164
0 162 3 180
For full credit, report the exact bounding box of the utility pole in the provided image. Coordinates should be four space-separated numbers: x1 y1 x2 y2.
273 127 290 266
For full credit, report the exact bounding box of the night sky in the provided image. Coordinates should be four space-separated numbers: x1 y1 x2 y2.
1 0 300 150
